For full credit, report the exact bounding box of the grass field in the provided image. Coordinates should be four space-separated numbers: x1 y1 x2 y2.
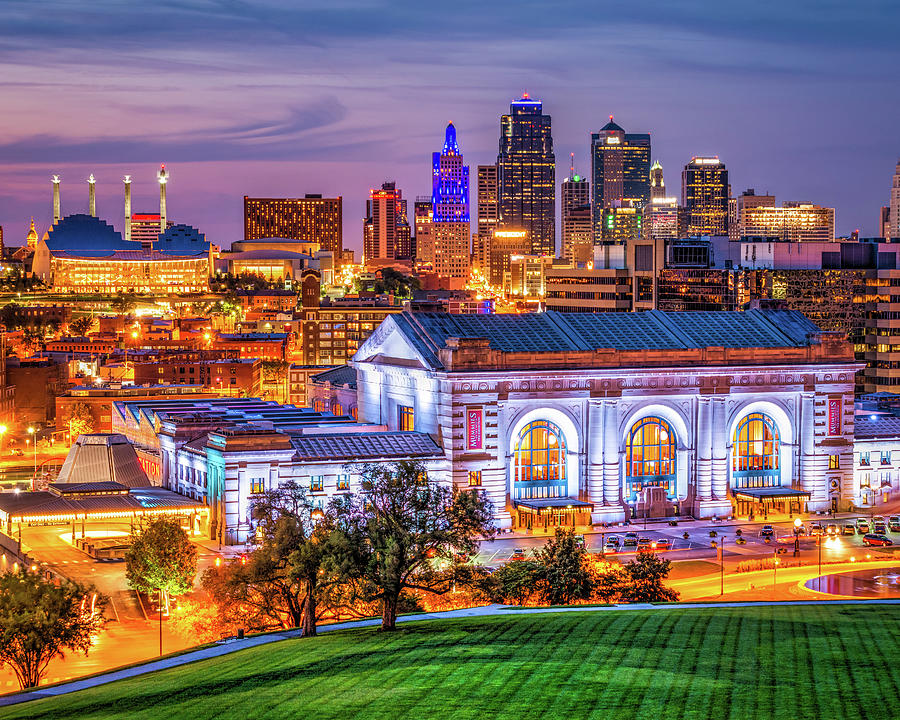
4 605 900 720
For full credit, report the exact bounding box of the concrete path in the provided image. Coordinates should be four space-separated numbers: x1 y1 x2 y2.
4 597 900 709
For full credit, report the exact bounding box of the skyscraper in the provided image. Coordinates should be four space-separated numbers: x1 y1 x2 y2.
244 196 343 259
363 182 409 265
497 93 555 256
474 165 499 272
590 117 651 240
891 160 900 239
413 199 433 264
561 172 591 263
430 123 470 286
682 157 729 236
650 161 666 201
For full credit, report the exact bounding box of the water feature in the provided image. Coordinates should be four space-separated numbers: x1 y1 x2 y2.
805 567 900 597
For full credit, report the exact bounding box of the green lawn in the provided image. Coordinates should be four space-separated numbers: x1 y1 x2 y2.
4 605 900 720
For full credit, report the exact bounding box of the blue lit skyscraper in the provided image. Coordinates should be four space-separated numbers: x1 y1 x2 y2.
427 122 470 287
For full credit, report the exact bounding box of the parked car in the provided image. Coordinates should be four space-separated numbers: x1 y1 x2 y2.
735 536 747 545
890 517 900 532
863 534 893 547
826 524 839 536
874 515 886 524
857 520 870 534
760 525 775 538
637 537 653 550
653 538 672 550
809 523 823 536
842 524 856 536
510 548 526 561
605 535 621 551
623 532 639 547
874 522 888 535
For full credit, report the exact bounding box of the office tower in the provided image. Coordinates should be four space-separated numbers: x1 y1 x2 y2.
489 229 530 287
682 157 729 236
429 123 470 286
600 207 642 244
881 207 891 239
739 202 835 243
561 171 591 263
729 189 776 241
243 195 343 258
414 199 434 264
363 182 409 264
649 197 679 241
650 160 665 201
497 93 555 256
891 160 900 239
590 117 651 240
474 165 499 272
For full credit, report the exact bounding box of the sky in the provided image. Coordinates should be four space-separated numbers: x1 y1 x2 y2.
1 0 898 253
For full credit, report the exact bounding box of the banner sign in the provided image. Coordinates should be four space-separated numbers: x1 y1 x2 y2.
828 398 842 436
466 408 483 450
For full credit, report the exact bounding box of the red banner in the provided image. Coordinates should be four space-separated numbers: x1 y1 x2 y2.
466 408 483 450
828 398 841 436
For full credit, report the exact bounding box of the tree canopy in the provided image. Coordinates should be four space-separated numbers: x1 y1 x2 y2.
125 517 197 606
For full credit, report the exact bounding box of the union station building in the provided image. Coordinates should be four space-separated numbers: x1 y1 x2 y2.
352 307 860 530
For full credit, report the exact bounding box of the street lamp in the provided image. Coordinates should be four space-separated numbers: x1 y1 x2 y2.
719 536 726 596
793 517 802 557
0 425 7 457
27 427 36 476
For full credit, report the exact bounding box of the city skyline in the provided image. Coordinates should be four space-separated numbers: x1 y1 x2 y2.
1 1 898 250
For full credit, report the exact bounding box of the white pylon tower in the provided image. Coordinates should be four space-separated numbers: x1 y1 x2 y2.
52 175 61 225
157 164 169 235
124 175 132 242
88 174 96 217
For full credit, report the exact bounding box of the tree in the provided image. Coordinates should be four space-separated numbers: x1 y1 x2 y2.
481 559 544 606
110 292 137 314
125 517 197 612
69 315 93 337
536 529 594 605
336 460 495 630
202 481 344 636
65 401 95 438
620 551 679 603
0 570 106 689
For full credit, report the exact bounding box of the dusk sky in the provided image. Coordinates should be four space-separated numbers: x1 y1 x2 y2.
1 0 898 252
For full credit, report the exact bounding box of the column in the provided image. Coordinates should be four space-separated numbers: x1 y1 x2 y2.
695 398 712 502
602 401 621 507
799 392 825 505
711 398 728 500
586 400 605 506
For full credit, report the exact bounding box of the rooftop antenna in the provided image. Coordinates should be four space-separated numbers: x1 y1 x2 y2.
570 153 575 178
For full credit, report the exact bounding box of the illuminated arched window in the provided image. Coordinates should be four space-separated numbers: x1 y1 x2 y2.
513 420 567 500
625 416 677 502
732 412 780 488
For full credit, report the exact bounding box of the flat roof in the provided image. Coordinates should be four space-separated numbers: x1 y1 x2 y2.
732 487 811 500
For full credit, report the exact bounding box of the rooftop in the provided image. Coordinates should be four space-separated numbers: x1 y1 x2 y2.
290 431 442 461
311 365 357 388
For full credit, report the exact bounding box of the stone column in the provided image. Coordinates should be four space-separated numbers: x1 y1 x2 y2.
586 399 605 506
799 392 825 507
602 401 621 507
711 398 729 500
695 398 712 502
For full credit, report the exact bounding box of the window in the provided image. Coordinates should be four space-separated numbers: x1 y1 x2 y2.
310 476 324 492
313 399 326 412
732 413 780 488
829 455 840 470
860 452 871 467
250 479 265 494
513 420 567 500
882 451 892 465
625 416 676 502
337 474 350 491
398 405 414 431
468 470 482 487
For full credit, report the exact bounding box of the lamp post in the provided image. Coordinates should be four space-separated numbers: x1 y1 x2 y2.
720 537 726 596
0 425 7 459
773 550 779 600
793 517 802 557
27 427 36 476
817 533 823 592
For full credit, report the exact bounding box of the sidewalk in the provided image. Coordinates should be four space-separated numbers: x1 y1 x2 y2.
5 596 900 709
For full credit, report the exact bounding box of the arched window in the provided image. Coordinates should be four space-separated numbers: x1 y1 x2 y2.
625 416 677 502
732 412 780 488
513 420 567 500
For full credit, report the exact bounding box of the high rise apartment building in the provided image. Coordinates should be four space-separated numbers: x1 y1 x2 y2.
430 123 471 287
590 118 651 241
497 94 555 256
474 165 499 272
682 157 729 236
890 160 900 239
561 174 591 263
414 199 434 264
363 182 410 264
739 202 835 243
243 195 343 259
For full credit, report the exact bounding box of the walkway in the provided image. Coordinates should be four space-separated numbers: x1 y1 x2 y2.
5 596 900 708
